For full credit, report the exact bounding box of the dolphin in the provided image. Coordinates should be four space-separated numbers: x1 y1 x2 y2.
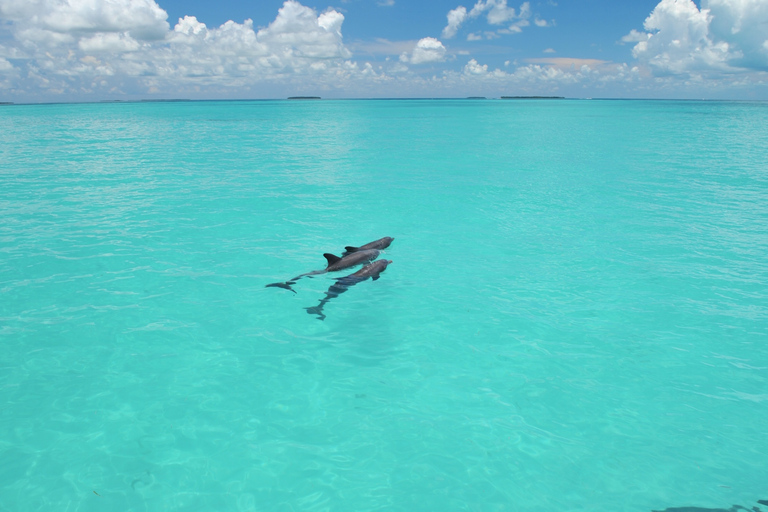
266 249 381 293
305 259 392 320
341 236 394 256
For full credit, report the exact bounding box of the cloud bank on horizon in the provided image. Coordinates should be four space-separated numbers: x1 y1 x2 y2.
0 0 766 100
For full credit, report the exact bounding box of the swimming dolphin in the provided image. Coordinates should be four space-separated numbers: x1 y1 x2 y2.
305 259 392 320
266 249 381 293
341 236 394 256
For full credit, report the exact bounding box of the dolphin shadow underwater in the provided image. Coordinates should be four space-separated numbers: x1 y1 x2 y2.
266 249 381 293
653 499 768 512
305 259 392 321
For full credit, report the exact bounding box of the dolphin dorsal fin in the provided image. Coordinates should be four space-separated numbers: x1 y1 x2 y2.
344 246 359 253
323 253 342 265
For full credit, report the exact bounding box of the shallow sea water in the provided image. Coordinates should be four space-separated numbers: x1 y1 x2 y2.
1 99 767 511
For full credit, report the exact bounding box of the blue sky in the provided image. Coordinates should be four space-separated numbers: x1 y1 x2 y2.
155 1 654 61
1 0 767 101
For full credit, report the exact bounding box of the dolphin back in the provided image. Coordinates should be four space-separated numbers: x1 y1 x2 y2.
325 249 379 271
342 237 394 256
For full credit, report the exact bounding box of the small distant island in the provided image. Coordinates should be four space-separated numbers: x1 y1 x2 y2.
501 96 565 99
140 99 191 102
466 96 486 99
288 96 321 100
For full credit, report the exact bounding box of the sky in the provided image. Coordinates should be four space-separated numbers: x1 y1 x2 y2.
1 0 767 101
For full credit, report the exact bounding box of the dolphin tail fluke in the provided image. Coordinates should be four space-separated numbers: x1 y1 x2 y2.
265 282 297 293
304 306 326 321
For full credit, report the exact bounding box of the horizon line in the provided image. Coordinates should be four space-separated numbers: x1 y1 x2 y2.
2 97 767 106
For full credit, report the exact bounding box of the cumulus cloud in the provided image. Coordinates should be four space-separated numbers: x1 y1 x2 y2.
0 0 170 42
464 58 488 75
78 33 141 53
256 1 350 60
400 37 446 65
0 0 357 97
626 0 768 76
441 0 534 39
155 3 352 83
0 0 766 100
705 0 768 70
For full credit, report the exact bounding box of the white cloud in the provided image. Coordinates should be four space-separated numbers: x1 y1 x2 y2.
0 0 357 96
257 2 350 60
705 0 768 70
442 0 533 39
627 0 768 76
0 0 766 100
0 43 27 59
499 25 523 35
464 58 488 75
78 33 141 53
442 6 467 39
525 57 610 70
400 37 446 65
472 0 520 25
621 29 650 44
0 0 170 42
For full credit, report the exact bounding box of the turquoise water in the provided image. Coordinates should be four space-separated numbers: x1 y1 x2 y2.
1 99 767 511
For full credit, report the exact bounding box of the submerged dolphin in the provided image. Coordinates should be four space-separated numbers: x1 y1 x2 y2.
266 249 380 293
305 259 392 320
652 500 768 512
341 237 394 256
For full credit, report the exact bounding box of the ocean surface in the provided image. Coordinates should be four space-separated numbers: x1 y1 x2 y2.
1 99 767 512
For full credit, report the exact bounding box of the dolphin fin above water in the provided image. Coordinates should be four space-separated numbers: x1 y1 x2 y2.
323 253 342 266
